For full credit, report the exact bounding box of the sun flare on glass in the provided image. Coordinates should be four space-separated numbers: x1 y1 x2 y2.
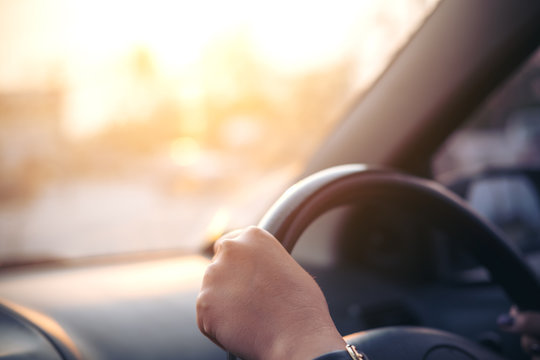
0 0 439 259
169 137 201 166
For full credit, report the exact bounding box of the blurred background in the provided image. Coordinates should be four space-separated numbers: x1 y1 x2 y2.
0 0 439 264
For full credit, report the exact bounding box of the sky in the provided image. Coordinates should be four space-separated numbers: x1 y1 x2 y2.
0 0 371 86
0 0 438 137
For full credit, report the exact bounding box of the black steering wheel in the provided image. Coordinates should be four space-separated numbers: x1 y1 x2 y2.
229 164 540 360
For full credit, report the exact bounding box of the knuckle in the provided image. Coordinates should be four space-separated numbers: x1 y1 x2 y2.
196 292 217 338
243 226 273 246
216 238 240 253
244 226 265 238
219 237 239 249
213 229 241 254
216 239 240 258
196 310 210 335
215 237 249 259
216 227 272 255
196 300 204 317
196 290 209 312
202 263 219 284
196 292 215 323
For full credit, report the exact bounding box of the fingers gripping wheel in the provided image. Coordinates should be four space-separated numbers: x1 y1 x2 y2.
228 164 540 360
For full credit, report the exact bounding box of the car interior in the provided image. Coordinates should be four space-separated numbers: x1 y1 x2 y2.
2 1 540 359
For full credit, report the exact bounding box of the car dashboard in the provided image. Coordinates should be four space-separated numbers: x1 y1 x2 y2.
0 206 534 360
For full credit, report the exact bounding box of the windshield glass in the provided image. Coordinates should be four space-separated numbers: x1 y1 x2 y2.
0 0 439 265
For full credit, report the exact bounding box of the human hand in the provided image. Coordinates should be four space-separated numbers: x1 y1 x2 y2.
498 307 540 359
196 226 346 360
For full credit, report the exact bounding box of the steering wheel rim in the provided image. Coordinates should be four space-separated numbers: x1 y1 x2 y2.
259 164 540 310
229 164 540 360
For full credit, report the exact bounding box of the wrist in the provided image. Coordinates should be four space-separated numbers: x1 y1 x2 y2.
313 345 367 360
266 324 346 360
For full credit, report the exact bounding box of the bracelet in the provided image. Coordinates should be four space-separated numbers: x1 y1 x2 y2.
311 344 368 360
345 344 367 360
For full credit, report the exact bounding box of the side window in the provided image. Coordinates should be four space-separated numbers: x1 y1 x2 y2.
432 47 540 254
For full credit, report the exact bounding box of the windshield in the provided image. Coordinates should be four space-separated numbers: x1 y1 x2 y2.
0 0 439 265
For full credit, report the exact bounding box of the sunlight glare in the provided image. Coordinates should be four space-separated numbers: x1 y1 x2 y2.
249 0 371 71
169 137 201 166
64 0 240 69
205 208 231 242
0 0 400 137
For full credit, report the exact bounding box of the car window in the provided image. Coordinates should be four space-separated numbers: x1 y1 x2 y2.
0 0 440 265
433 46 540 254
